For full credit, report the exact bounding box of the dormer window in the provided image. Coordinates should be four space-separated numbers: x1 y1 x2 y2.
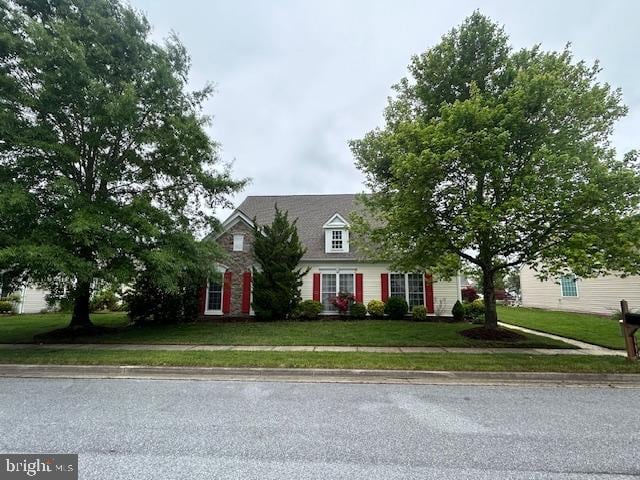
331 230 343 250
323 213 349 253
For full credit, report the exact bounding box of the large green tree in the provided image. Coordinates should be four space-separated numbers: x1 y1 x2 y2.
351 12 640 329
252 206 309 321
0 0 244 329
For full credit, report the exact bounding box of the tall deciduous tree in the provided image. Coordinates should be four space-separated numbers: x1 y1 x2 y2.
252 207 309 321
0 0 245 329
351 12 640 329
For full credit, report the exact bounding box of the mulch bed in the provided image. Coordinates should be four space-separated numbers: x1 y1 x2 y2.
459 326 527 342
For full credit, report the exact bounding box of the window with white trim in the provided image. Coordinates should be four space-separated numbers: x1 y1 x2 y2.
407 274 425 308
390 273 406 299
339 272 354 294
390 273 425 309
560 275 578 297
331 230 343 251
233 234 244 252
321 273 337 312
207 281 223 312
321 271 355 312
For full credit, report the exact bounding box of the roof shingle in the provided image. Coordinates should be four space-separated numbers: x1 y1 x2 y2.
235 194 367 260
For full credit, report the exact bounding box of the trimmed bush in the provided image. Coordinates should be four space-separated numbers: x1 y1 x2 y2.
296 300 323 320
385 297 408 319
412 305 427 321
464 299 485 324
367 299 385 319
350 302 367 319
0 300 14 314
452 300 465 322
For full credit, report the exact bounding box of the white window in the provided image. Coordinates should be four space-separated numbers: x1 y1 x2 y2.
389 273 425 309
560 275 578 297
407 274 425 308
390 273 406 299
321 273 337 312
205 266 228 315
206 281 223 313
321 270 355 312
331 230 343 250
233 234 244 252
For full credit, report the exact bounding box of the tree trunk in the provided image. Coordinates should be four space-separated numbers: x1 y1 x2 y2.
69 280 93 328
482 269 498 329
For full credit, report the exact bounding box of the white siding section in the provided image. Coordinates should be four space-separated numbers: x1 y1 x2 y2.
432 275 462 316
520 264 640 315
300 262 460 316
18 287 49 314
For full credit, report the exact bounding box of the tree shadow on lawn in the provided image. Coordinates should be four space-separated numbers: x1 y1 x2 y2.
32 324 127 344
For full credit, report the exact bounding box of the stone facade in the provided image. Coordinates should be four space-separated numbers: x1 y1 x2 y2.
215 221 255 316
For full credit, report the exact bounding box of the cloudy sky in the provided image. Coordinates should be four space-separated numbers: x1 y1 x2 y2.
129 0 640 220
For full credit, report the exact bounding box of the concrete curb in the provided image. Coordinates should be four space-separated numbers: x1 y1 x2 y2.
0 364 638 386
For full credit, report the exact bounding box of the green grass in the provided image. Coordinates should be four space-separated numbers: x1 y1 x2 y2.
0 312 573 349
0 348 636 373
498 306 625 350
0 312 128 343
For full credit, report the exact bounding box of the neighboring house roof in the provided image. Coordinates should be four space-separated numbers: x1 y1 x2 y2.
232 194 368 261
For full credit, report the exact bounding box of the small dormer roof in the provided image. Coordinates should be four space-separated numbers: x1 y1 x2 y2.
323 213 350 229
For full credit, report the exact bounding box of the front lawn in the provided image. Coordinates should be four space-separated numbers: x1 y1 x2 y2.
0 312 573 349
0 312 128 344
498 306 625 350
0 348 636 373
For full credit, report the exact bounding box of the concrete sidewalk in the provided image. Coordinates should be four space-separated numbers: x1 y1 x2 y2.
0 342 625 356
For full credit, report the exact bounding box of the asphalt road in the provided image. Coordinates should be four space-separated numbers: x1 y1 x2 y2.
0 378 639 479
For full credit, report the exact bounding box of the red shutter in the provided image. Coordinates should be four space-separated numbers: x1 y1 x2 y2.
425 273 434 314
381 273 389 302
198 286 206 315
312 273 320 301
355 273 363 303
222 271 232 314
241 271 252 314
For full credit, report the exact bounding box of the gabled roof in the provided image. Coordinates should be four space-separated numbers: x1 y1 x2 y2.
323 213 350 229
221 210 254 231
232 194 367 260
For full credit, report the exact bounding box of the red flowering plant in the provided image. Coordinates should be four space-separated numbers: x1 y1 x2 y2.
332 292 355 315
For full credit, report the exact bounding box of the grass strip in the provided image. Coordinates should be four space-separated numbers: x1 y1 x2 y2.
0 349 637 373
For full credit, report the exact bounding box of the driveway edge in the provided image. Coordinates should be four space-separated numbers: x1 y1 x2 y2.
0 364 638 386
